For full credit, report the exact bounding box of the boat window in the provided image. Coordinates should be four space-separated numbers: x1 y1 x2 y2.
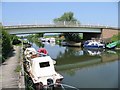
39 62 50 68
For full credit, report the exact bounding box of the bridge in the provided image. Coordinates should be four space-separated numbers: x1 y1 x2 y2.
3 24 119 40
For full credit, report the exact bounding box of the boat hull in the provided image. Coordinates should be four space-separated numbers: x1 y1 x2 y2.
83 45 105 49
106 46 116 49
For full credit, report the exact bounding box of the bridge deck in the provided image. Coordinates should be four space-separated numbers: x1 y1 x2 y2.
3 24 117 29
3 24 118 34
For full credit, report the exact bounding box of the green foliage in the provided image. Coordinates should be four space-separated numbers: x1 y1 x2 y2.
53 12 80 24
10 35 19 41
1 25 20 63
2 30 13 62
111 32 120 48
27 33 44 41
54 12 76 21
111 35 118 41
35 33 44 37
63 33 81 42
111 32 120 41
14 65 21 72
117 42 120 48
26 33 44 47
10 35 22 45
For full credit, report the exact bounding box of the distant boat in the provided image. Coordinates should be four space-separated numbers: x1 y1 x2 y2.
83 40 105 49
106 40 120 49
61 40 68 46
40 37 55 43
49 37 55 43
40 38 46 42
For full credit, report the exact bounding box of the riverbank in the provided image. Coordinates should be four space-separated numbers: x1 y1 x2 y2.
0 46 21 89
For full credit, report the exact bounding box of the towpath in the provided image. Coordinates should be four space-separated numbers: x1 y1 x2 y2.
0 46 20 89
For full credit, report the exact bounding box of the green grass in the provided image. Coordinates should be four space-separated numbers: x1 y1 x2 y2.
15 65 21 72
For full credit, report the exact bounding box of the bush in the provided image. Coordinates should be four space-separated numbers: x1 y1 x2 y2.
111 32 120 48
117 40 120 48
2 30 13 62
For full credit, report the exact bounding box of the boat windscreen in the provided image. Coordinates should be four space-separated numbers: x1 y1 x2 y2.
39 62 50 68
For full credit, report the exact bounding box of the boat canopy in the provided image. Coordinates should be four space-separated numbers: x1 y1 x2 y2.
31 56 56 77
38 48 48 55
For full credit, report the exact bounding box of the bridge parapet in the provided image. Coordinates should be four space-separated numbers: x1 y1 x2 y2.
3 24 118 30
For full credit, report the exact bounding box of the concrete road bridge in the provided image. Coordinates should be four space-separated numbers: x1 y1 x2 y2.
3 24 119 40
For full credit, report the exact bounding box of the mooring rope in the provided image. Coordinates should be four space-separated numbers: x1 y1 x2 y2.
48 83 79 90
61 84 79 90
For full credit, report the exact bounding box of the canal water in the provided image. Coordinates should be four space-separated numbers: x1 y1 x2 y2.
31 42 119 88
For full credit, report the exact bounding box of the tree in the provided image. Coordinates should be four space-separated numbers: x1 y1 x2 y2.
63 33 81 42
53 12 81 42
34 33 44 38
26 33 44 47
10 35 22 45
2 30 13 62
53 12 80 25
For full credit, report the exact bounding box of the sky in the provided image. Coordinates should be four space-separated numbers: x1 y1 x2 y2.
1 0 120 2
2 2 119 27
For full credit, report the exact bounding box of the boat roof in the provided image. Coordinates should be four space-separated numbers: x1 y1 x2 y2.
30 56 56 77
31 56 53 63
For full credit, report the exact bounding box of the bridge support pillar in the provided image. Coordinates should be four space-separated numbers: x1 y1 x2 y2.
101 28 118 40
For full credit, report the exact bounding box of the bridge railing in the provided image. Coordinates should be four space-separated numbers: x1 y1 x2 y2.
53 21 80 26
3 21 118 29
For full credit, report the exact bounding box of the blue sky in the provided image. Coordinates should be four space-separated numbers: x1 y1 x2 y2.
2 0 120 2
2 2 118 27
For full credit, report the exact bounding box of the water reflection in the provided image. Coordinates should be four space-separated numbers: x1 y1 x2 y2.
101 50 118 63
41 41 56 46
60 60 118 88
31 42 119 88
83 48 104 56
32 42 119 68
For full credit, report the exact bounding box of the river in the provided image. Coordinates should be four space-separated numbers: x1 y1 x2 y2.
31 41 119 88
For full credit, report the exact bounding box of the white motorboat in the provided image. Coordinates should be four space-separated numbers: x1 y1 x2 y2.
24 48 63 90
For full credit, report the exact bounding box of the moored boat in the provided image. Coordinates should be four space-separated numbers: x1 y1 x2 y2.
24 47 63 90
106 40 120 49
83 40 105 49
61 40 68 46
